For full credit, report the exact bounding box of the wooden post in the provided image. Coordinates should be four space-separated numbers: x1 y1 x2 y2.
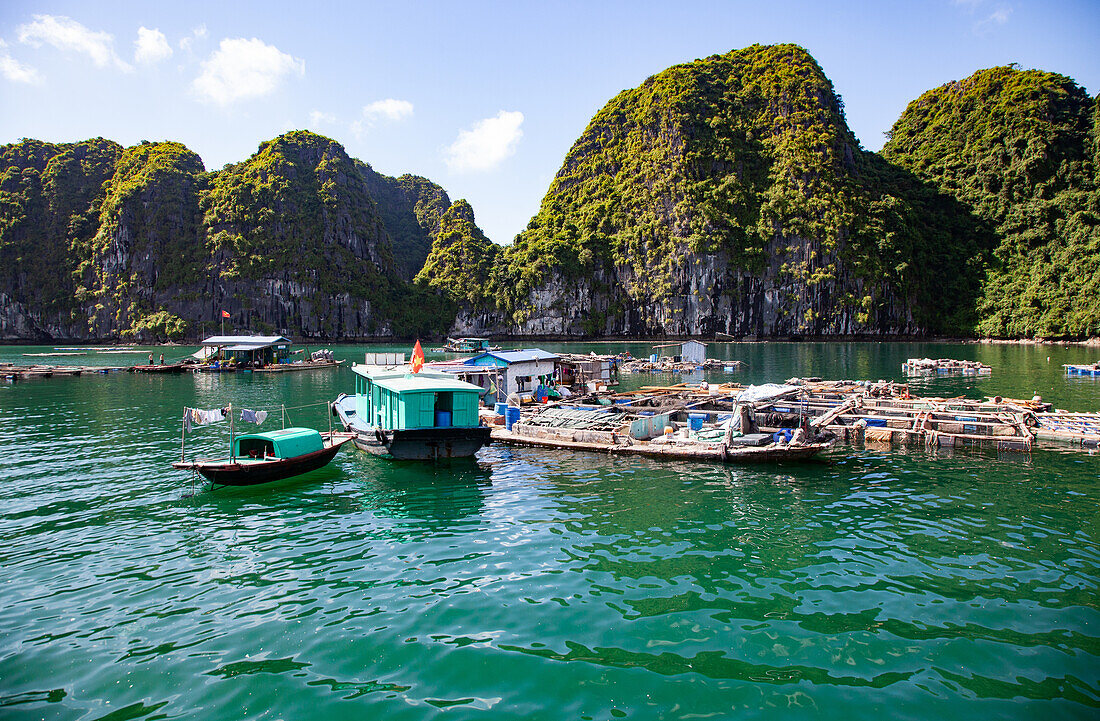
229 403 235 462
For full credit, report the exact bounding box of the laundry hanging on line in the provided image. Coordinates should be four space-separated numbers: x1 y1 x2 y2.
183 407 228 432
240 409 268 425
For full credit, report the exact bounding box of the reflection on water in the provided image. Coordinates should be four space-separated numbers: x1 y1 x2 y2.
0 343 1098 720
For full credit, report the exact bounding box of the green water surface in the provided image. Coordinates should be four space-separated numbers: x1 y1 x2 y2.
1 342 1097 720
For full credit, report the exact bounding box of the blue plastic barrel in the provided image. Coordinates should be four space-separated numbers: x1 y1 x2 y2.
505 406 521 430
650 354 658 362
494 402 507 416
435 411 452 427
689 413 706 431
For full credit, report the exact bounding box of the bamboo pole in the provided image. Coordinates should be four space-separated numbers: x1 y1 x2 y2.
228 403 235 462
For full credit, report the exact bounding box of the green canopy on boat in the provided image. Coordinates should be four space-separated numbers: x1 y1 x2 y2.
233 427 323 459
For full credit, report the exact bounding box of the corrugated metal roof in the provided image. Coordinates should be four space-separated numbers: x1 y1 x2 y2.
375 374 484 394
352 366 484 393
201 335 291 347
465 348 559 364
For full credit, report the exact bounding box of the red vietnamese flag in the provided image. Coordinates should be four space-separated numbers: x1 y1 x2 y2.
221 310 230 318
410 339 424 373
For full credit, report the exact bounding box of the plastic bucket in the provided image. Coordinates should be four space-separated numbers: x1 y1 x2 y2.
435 411 452 428
505 406 521 430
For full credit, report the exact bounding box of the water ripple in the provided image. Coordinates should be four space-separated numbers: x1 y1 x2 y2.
1 362 1098 719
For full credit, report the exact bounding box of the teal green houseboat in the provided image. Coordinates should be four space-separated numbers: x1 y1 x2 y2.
332 366 491 459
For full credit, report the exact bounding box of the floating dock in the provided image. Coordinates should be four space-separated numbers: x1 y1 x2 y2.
490 401 831 464
1 363 130 379
902 358 992 376
1034 412 1100 447
561 378 1097 453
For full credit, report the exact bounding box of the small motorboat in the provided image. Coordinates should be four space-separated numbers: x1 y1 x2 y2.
172 427 352 485
431 337 500 353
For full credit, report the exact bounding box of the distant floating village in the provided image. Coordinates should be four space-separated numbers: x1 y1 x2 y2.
4 335 1099 486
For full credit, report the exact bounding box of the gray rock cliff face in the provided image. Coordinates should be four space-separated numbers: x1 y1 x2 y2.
456 242 916 338
0 133 418 340
455 44 951 339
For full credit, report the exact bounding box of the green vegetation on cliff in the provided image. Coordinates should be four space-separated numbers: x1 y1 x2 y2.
203 131 395 302
358 161 451 280
0 138 122 319
883 66 1100 337
4 53 1098 341
416 200 499 308
0 130 466 339
489 44 984 334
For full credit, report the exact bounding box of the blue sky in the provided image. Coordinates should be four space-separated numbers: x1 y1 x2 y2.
2 0 1098 245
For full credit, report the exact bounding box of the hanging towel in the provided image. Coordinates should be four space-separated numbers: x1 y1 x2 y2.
183 407 192 432
240 409 268 425
189 407 226 426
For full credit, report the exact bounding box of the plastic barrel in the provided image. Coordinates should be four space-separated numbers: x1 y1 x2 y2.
435 411 452 428
494 402 507 416
689 414 705 431
506 406 521 430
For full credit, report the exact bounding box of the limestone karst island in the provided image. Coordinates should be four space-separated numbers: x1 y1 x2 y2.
4 45 1098 343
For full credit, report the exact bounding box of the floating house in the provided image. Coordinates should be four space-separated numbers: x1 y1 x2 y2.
332 366 491 459
653 340 708 364
557 353 621 391
463 349 560 404
196 335 292 368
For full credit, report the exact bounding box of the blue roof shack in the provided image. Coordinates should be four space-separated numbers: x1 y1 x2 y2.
464 349 560 403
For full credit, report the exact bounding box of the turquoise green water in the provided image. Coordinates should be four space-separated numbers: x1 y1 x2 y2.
1 342 1098 720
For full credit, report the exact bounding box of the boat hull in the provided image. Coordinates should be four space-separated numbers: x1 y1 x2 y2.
350 426 492 460
173 436 350 485
333 394 490 459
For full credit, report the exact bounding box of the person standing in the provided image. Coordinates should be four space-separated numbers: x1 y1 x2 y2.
159 354 165 365
148 353 153 365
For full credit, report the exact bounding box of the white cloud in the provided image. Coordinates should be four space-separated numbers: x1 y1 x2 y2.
179 25 207 53
191 37 305 105
0 40 40 83
308 110 337 128
363 98 413 122
17 14 131 71
974 4 1012 32
134 27 172 64
444 110 524 172
954 0 1013 32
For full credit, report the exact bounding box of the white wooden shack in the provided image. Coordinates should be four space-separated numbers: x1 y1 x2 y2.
653 341 708 364
464 349 560 403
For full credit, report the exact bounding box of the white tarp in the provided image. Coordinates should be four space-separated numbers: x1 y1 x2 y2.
736 384 803 403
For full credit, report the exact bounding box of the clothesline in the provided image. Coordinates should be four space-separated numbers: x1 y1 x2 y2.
181 400 332 432
182 400 331 413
